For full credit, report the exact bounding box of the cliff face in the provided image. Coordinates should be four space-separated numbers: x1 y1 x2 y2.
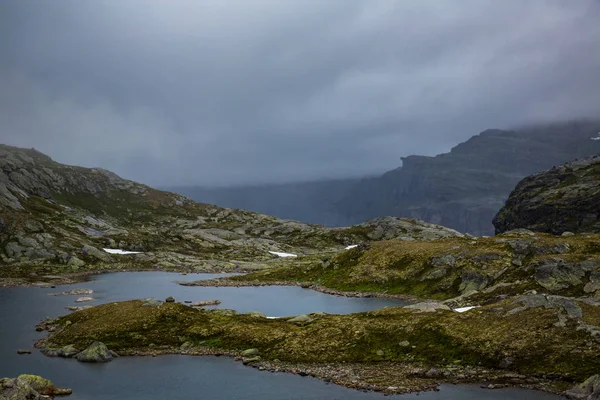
173 121 600 236
335 121 600 235
494 155 600 235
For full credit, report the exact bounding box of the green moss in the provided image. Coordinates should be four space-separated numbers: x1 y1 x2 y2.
43 299 600 382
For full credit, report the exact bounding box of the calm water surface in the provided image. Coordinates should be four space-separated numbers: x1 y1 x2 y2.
0 272 562 399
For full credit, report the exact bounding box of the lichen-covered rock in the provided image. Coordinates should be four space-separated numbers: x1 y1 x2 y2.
565 374 600 399
494 155 600 234
287 314 315 325
241 348 259 357
0 374 72 399
245 311 266 318
74 342 117 363
404 301 451 313
534 258 597 291
81 245 112 262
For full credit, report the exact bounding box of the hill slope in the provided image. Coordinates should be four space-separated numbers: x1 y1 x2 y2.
494 155 600 234
0 145 461 285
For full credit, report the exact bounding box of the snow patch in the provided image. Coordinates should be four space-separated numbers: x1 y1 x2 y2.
268 251 298 258
103 248 142 255
345 245 359 250
454 306 478 313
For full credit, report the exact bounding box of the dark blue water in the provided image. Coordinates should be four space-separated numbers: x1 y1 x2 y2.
0 272 562 399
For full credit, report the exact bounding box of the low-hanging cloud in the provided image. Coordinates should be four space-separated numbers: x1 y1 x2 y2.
1 0 599 186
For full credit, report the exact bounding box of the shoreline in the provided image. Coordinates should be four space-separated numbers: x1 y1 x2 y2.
1 270 420 303
0 267 247 288
33 339 565 397
179 278 421 302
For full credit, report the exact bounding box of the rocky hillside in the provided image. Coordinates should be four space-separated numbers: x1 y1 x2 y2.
174 120 600 235
494 155 600 235
0 145 462 285
216 229 600 303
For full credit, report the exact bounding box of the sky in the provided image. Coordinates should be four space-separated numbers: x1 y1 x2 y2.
1 0 599 187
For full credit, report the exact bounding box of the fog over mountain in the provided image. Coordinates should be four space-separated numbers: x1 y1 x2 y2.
1 1 600 186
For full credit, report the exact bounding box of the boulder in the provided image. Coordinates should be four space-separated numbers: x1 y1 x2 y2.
404 301 452 313
75 342 117 363
241 348 260 357
459 272 490 293
287 314 315 325
75 297 94 303
245 311 266 318
534 259 597 291
142 298 163 307
565 375 600 399
165 296 175 303
81 244 112 262
0 374 73 398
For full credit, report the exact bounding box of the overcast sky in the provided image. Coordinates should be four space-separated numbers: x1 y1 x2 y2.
1 1 599 186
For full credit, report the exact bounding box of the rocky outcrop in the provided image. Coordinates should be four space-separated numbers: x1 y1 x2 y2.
494 155 600 234
74 342 117 363
566 375 600 399
0 374 72 398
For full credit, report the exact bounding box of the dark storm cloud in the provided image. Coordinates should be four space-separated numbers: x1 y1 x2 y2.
1 0 599 186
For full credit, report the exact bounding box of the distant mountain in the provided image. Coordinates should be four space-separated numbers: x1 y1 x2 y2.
336 120 600 235
494 154 600 234
169 178 363 227
171 120 600 235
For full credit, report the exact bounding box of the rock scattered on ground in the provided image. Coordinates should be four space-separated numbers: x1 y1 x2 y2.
48 288 93 297
74 297 94 303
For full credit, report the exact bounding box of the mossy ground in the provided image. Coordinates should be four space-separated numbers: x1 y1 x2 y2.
43 298 600 384
234 232 600 301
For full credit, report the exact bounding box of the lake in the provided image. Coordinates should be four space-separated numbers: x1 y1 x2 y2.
0 272 562 399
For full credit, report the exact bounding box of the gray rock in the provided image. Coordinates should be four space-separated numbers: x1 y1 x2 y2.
210 309 239 316
142 298 163 307
287 314 315 324
5 242 25 258
459 272 490 293
81 244 112 262
405 301 451 313
534 258 597 291
241 348 260 357
75 341 117 363
165 296 175 303
245 311 266 318
67 256 86 268
565 374 600 399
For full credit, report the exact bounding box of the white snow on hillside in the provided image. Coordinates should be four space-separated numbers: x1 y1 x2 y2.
345 245 359 250
268 251 298 258
454 306 478 313
103 248 142 255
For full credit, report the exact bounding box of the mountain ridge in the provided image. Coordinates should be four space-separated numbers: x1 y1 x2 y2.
172 120 600 235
